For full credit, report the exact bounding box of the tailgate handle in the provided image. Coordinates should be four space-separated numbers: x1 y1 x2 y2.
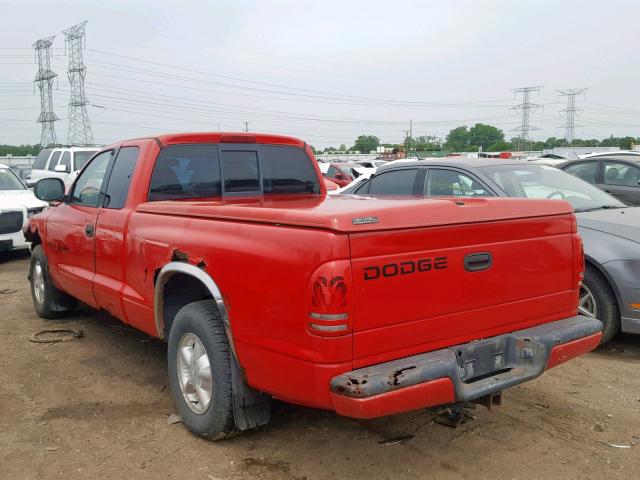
464 252 492 272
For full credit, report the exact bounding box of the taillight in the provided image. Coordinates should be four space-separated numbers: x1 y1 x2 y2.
307 260 352 336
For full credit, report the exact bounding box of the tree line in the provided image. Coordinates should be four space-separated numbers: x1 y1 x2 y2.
314 125 639 154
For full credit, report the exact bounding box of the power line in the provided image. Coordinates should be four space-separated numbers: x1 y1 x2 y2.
33 35 59 147
511 86 543 148
63 20 94 146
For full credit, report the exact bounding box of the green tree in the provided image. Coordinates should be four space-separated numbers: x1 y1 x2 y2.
445 126 469 151
488 141 512 151
339 144 348 152
468 123 504 151
352 135 380 154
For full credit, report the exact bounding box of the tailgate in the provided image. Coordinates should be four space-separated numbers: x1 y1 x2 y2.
349 213 579 367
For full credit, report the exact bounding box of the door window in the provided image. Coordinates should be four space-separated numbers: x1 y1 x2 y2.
47 151 62 171
367 169 418 195
70 151 113 207
564 161 598 183
103 147 140 209
58 152 71 172
425 169 490 196
326 166 339 177
603 161 640 187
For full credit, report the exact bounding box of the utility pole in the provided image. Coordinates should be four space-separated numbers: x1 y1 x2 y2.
409 119 413 139
33 36 59 147
511 86 542 150
558 88 588 145
63 21 93 146
242 121 249 132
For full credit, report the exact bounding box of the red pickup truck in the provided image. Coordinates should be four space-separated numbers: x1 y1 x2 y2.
26 132 602 440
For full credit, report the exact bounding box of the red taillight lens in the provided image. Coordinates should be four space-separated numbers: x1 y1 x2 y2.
307 261 352 336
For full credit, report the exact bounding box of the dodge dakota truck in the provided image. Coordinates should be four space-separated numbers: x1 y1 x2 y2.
26 132 603 440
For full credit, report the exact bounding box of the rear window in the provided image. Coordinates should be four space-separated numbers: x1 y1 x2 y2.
149 144 319 201
32 149 52 170
367 168 419 195
149 144 221 201
260 145 319 194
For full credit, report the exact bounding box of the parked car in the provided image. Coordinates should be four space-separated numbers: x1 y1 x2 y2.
28 147 99 188
319 162 357 187
0 163 48 252
27 132 600 440
559 156 640 206
341 158 640 342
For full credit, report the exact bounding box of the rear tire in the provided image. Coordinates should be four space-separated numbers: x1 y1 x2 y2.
167 300 238 440
581 265 619 344
29 245 76 319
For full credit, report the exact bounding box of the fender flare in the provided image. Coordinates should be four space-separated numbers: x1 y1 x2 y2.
154 261 233 343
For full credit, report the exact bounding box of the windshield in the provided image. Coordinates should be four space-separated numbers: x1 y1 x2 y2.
479 164 625 211
0 168 27 191
73 151 97 171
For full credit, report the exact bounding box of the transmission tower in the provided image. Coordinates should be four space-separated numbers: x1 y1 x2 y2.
511 86 543 150
63 21 93 146
33 36 59 147
558 88 588 145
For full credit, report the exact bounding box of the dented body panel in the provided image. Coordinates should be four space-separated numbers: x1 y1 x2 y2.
26 132 602 416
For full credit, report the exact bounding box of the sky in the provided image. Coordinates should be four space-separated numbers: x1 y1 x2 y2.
1 0 639 148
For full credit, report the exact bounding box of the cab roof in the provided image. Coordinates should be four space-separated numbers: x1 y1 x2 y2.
114 132 306 148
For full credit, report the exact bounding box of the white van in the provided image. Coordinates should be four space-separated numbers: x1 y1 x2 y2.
28 147 99 188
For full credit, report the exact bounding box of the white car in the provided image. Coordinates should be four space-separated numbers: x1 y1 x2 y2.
28 147 99 188
0 164 48 252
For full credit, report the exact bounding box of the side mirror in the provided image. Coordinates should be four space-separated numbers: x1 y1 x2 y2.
54 164 69 173
34 178 66 202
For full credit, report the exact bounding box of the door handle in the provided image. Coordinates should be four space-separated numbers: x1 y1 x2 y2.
85 224 95 237
464 252 492 272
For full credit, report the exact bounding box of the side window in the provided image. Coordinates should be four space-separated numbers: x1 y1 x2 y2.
564 162 598 183
149 144 221 201
260 146 320 194
368 169 418 195
103 147 140 209
426 169 490 197
603 161 640 187
70 151 113 207
221 151 259 193
326 166 339 177
32 149 52 170
58 152 71 171
47 151 62 171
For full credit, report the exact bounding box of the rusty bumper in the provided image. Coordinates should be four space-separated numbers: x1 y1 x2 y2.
330 315 602 419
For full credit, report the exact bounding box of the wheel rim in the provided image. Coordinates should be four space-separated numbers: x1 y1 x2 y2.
33 261 45 305
579 284 598 318
176 333 213 414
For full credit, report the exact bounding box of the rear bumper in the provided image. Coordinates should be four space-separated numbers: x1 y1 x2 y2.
330 315 602 419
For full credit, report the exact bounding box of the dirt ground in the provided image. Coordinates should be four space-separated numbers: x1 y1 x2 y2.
0 253 639 480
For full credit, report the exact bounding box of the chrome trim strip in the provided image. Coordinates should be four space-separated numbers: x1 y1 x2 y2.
309 323 348 332
309 312 349 321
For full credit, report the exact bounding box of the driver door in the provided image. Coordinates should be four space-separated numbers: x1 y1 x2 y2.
45 149 114 307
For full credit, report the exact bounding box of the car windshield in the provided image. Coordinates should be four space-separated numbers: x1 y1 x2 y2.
73 151 96 171
0 168 27 191
479 164 625 211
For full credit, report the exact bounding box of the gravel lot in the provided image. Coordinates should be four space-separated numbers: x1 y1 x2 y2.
1 252 639 480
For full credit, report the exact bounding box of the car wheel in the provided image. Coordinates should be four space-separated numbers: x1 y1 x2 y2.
167 300 238 440
580 265 620 344
29 245 76 319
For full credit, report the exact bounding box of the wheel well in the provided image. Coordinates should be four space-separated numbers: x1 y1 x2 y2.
161 272 213 337
584 258 620 313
